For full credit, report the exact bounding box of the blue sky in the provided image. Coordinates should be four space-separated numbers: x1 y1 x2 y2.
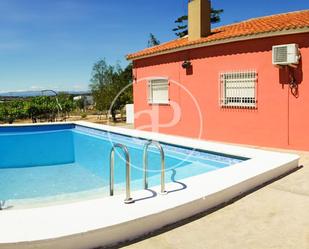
0 0 308 92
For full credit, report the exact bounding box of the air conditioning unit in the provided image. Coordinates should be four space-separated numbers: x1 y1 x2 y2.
272 44 300 66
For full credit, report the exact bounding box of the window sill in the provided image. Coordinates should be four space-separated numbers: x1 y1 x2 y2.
148 102 170 106
220 105 257 109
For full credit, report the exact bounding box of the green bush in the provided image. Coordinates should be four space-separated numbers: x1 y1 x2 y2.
0 100 27 124
0 95 76 124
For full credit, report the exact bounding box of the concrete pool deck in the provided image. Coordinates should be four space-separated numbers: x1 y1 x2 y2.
120 147 309 249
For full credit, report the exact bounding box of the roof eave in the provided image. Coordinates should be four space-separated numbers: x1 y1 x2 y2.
127 27 309 61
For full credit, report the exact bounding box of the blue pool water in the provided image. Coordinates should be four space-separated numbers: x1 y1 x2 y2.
0 124 247 206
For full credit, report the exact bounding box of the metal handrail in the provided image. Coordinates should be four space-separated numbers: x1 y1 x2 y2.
0 200 5 210
109 143 134 204
143 140 167 195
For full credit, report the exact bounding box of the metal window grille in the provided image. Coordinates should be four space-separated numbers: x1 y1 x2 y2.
219 70 257 108
148 79 169 104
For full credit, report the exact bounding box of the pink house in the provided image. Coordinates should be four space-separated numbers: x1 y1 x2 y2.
127 0 309 151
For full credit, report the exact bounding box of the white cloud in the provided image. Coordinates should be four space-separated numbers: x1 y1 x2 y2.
0 82 89 93
29 85 44 90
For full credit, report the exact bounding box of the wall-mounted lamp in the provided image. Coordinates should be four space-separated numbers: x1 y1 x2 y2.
182 60 192 69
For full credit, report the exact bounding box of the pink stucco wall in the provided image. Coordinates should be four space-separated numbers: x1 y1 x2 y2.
132 33 309 151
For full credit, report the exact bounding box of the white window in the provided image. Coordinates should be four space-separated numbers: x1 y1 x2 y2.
220 70 257 108
148 78 169 104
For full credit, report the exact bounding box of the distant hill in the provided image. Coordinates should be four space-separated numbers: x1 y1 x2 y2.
0 90 90 98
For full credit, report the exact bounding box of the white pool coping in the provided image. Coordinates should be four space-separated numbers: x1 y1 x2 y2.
0 121 299 249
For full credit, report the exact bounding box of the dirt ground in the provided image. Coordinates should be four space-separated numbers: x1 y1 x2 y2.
7 115 128 127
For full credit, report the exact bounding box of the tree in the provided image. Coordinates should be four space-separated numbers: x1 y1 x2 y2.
90 59 133 122
173 5 223 38
147 33 160 47
75 97 86 111
57 92 75 118
90 59 116 117
173 15 189 38
113 63 133 120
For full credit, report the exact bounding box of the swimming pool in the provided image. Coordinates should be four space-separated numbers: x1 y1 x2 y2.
0 123 245 207
0 122 299 249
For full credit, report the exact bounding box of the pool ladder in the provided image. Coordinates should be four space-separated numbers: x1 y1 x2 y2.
0 200 5 210
109 143 134 204
143 141 167 195
109 140 167 204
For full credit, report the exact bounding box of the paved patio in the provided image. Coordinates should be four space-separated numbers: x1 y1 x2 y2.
117 147 309 249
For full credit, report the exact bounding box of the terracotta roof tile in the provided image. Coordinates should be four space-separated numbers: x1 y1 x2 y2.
127 10 309 60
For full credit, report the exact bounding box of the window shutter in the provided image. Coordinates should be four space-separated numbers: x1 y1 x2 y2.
148 79 169 104
147 81 152 103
